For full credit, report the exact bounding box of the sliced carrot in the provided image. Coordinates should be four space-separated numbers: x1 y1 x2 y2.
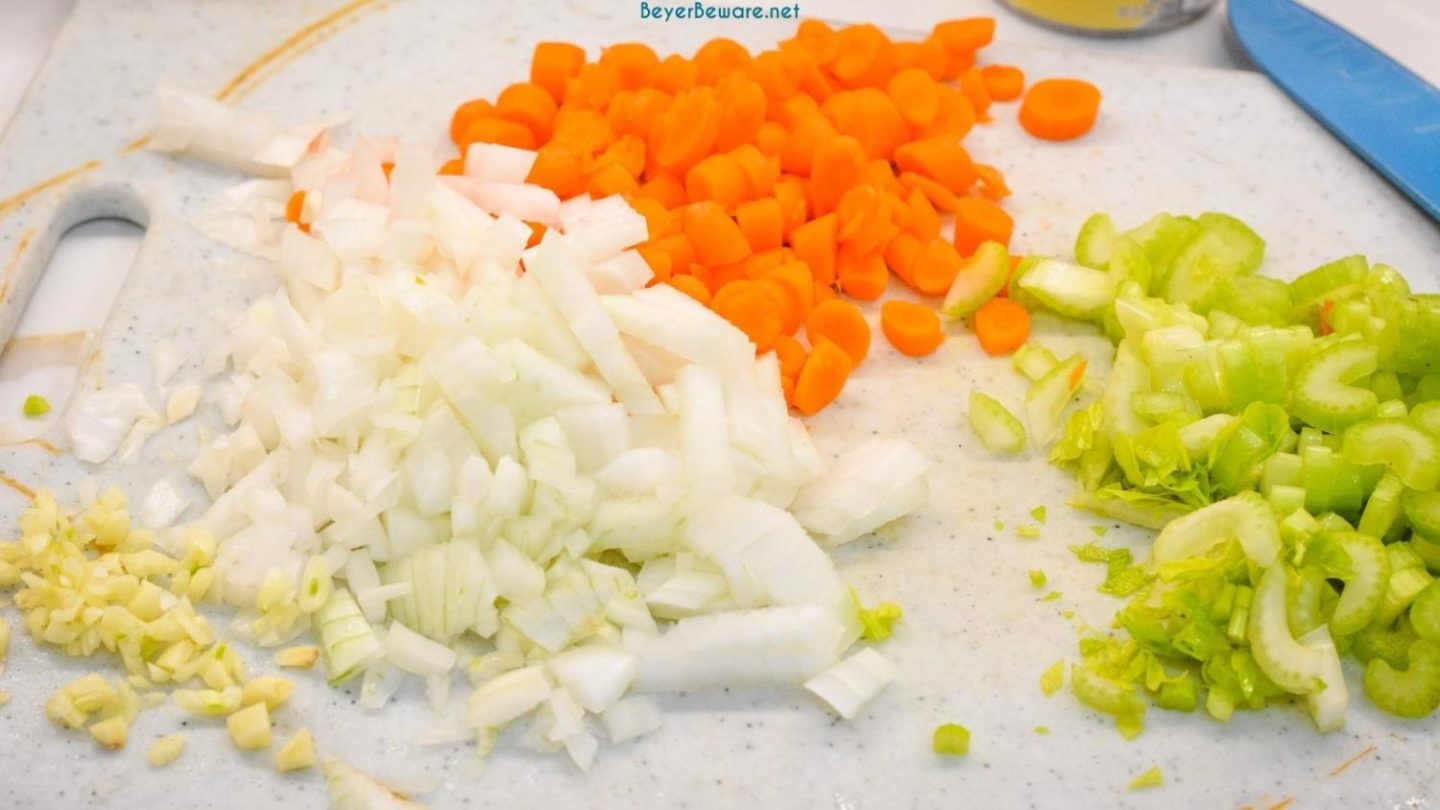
958 66 992 120
911 239 964 296
792 339 854 415
1019 78 1102 141
526 221 548 249
629 197 677 240
806 299 871 365
450 99 494 145
496 82 559 143
649 88 721 174
893 137 977 194
736 197 784 251
974 296 1031 355
460 116 536 150
886 68 941 128
905 187 942 242
652 233 696 272
531 41 587 102
919 86 976 139
587 162 640 197
685 153 748 210
285 190 307 232
601 43 660 90
773 176 809 238
653 54 699 94
831 24 895 89
636 242 672 280
552 107 613 155
729 145 776 199
779 113 838 176
789 19 839 66
895 37 948 80
607 87 672 138
715 76 766 152
712 279 781 352
636 173 687 208
808 136 868 215
668 274 712 305
821 89 908 160
565 63 624 110
981 64 1025 102
788 213 838 286
438 158 465 176
695 39 752 85
755 122 788 158
898 171 964 213
685 201 752 266
932 18 995 55
748 51 801 104
953 197 1014 256
782 375 797 406
881 300 944 357
974 163 1011 199
813 281 838 304
864 159 904 197
838 247 889 300
777 94 821 128
774 335 808 380
595 134 647 179
758 277 805 336
881 233 923 288
763 261 816 332
739 247 792 279
700 259 750 294
524 142 584 199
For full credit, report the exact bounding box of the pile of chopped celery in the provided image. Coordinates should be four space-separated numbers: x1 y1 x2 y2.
981 210 1440 734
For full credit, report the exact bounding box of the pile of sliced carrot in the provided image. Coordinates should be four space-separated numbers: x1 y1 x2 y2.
444 19 1101 414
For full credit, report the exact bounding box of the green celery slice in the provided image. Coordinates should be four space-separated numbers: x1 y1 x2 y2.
1152 492 1279 568
1341 418 1440 491
968 391 1027 455
1074 212 1116 270
1026 354 1087 448
1363 639 1440 718
1403 489 1440 540
1016 259 1114 321
1012 342 1060 381
1248 563 1328 694
1357 471 1406 539
1313 531 1390 636
1289 255 1368 309
941 241 1010 319
1291 341 1379 433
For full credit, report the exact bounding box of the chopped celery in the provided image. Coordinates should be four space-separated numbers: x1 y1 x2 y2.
968 392 1027 455
1072 665 1145 736
1127 766 1164 791
1209 403 1293 497
1123 213 1201 272
1159 213 1265 308
1403 490 1440 541
1363 640 1440 718
1017 259 1114 321
1341 418 1440 491
1026 354 1087 448
1074 212 1116 269
1016 525 1042 540
1013 343 1060 381
932 723 971 756
1311 531 1389 636
1210 275 1292 327
1152 492 1278 568
854 596 904 642
1029 570 1048 589
1031 506 1047 524
1287 566 1329 638
1357 471 1405 538
1248 564 1328 694
1352 617 1416 670
1411 401 1440 437
1408 582 1440 644
22 395 50 418
1289 255 1368 309
941 242 1010 319
1291 341 1378 433
1373 544 1433 628
1107 237 1153 293
1039 659 1065 697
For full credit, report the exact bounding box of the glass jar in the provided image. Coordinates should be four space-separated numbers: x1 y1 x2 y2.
996 0 1217 36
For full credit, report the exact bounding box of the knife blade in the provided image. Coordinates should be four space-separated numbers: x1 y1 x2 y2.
1229 0 1440 222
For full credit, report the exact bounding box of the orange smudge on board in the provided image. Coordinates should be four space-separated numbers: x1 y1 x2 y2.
122 135 151 154
0 229 35 302
0 161 101 221
214 0 388 104
20 438 62 455
0 473 36 501
1329 745 1377 777
1269 798 1296 810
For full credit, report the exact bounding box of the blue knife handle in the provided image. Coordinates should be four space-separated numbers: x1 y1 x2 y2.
1229 0 1440 223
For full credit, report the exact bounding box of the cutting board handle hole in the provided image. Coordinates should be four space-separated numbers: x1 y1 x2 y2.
0 212 145 445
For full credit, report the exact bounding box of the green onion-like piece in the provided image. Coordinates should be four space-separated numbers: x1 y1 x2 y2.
932 723 971 756
22 395 50 418
968 392 1026 455
1363 639 1440 718
1341 418 1440 491
941 242 1010 319
1291 341 1379 433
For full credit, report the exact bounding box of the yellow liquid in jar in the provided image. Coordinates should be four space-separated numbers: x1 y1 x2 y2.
1001 0 1213 35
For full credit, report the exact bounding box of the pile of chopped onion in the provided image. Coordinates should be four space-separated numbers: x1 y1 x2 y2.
149 90 927 769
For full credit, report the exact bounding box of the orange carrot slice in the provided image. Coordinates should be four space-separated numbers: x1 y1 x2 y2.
881 300 944 357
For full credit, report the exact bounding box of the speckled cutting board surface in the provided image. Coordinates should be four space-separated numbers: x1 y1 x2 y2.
2 1 1440 808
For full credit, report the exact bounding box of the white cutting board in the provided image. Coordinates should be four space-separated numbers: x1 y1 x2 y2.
2 2 1439 809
